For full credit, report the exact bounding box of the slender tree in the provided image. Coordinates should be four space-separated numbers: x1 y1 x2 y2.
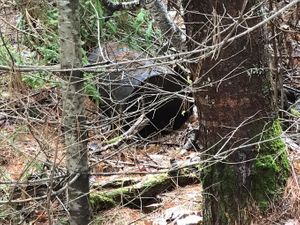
183 0 290 224
58 0 90 224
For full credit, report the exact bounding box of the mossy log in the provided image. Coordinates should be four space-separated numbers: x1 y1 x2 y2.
90 173 200 211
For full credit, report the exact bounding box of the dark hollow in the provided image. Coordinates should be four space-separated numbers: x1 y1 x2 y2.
88 42 192 137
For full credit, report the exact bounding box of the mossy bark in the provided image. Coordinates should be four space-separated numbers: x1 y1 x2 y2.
201 120 289 224
251 120 290 210
183 0 290 224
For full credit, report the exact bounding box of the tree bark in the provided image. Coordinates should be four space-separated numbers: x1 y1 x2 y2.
58 0 90 224
183 0 289 224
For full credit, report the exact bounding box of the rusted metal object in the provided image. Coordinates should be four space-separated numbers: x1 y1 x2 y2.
89 42 191 136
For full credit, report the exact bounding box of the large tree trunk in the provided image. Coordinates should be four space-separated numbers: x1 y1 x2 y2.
183 0 289 224
58 0 90 224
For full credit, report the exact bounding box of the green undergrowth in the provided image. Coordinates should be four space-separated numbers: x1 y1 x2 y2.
16 0 160 64
12 0 161 97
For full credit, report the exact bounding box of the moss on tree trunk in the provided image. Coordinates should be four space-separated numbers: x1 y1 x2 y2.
183 0 290 224
251 120 290 210
201 120 289 224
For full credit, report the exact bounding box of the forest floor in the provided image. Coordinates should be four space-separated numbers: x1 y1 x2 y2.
0 91 300 225
1 1 300 225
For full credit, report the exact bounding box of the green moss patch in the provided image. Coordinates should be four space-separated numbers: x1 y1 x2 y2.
90 193 117 211
252 120 290 210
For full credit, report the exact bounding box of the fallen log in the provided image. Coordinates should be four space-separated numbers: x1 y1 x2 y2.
90 173 200 211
